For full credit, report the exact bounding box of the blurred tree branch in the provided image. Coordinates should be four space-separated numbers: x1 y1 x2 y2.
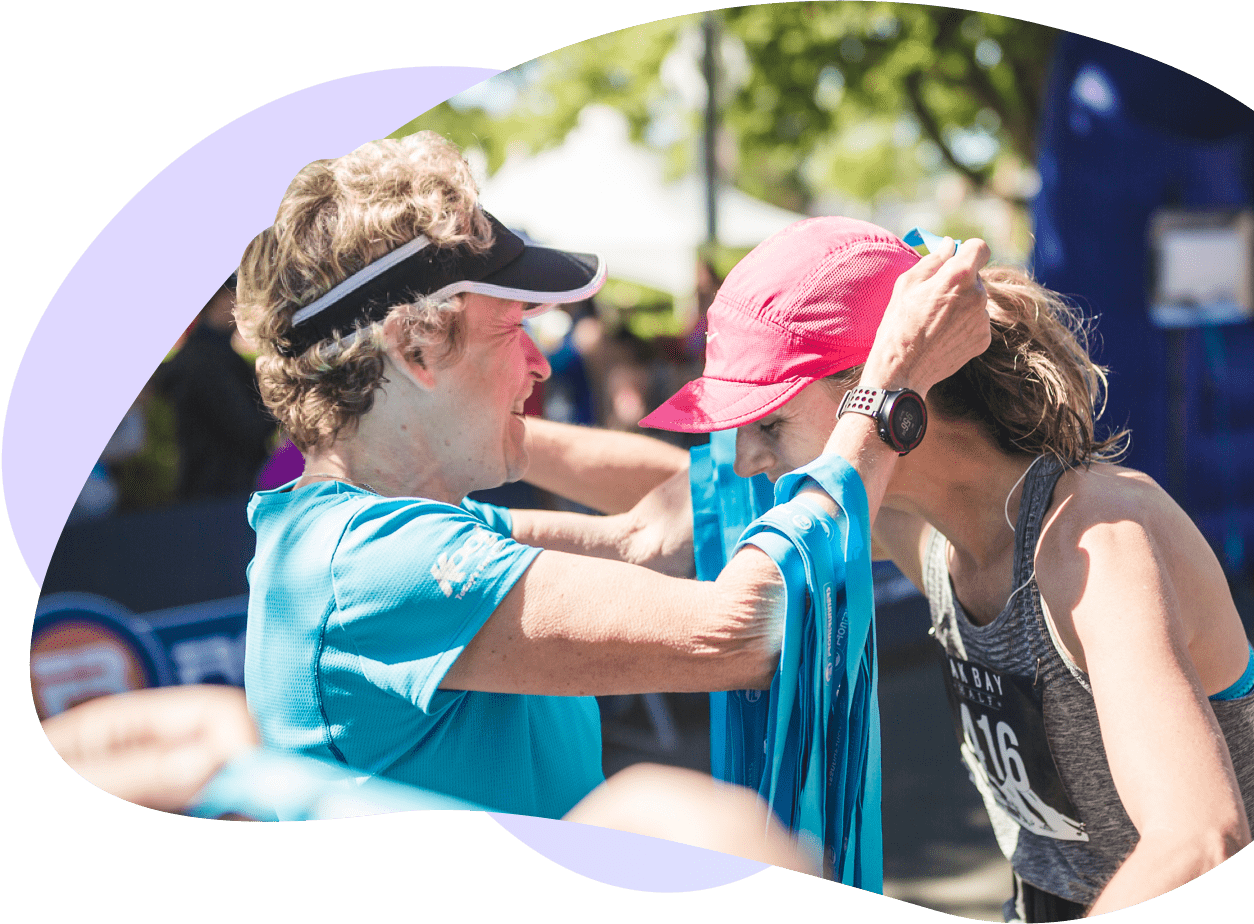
394 3 1058 212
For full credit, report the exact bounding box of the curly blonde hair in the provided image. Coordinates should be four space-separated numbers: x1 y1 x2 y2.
825 265 1129 465
235 132 494 451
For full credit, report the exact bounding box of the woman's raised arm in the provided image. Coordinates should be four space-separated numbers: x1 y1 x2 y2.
522 417 689 514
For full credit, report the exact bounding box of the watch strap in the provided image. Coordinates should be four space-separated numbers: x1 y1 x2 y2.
838 386 887 419
838 386 927 455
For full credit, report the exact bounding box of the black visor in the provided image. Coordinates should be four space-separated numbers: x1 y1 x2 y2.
279 211 604 356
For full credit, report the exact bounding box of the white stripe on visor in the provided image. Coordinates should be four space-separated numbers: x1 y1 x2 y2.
291 234 434 326
426 255 607 315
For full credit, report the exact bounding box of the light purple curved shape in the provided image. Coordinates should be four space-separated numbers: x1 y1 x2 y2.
491 813 768 891
3 67 496 584
5 64 766 894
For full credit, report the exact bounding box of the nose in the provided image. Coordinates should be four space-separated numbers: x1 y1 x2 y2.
523 328 552 382
733 426 775 480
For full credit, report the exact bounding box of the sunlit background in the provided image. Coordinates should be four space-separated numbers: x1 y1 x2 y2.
397 5 1048 336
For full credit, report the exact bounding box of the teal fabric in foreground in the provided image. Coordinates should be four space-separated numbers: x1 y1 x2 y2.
692 430 883 890
188 747 485 821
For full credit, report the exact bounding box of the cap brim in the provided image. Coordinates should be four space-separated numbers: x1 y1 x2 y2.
429 245 606 311
640 374 816 433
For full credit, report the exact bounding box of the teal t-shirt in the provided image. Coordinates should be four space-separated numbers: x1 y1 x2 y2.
243 481 604 819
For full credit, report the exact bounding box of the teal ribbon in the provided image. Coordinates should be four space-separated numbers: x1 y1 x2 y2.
693 430 883 890
902 227 961 254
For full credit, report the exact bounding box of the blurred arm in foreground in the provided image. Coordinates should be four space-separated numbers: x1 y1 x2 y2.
42 687 816 874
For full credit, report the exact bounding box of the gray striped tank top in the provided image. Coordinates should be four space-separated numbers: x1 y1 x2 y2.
922 454 1254 907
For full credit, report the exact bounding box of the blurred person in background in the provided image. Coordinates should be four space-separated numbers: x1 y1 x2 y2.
602 329 656 431
157 275 277 501
66 397 149 523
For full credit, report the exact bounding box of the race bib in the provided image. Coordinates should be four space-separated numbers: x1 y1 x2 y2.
942 652 1089 842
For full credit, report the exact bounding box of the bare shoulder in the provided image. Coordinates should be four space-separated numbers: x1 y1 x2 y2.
1035 462 1242 678
1037 463 1188 565
1034 465 1161 643
1053 462 1171 524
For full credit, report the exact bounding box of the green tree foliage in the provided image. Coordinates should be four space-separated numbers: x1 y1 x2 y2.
391 16 692 176
724 3 1057 209
393 3 1057 212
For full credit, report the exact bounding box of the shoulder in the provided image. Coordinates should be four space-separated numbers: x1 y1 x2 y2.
333 493 539 610
1040 463 1170 551
1034 462 1223 655
252 486 508 562
459 497 514 538
336 494 509 556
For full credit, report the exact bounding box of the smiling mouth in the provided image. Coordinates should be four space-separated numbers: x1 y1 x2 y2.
512 389 533 417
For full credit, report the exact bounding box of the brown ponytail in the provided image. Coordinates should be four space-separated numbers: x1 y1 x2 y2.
822 265 1129 465
927 265 1130 465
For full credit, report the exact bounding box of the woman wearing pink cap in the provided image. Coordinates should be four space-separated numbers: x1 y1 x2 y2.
534 216 1254 920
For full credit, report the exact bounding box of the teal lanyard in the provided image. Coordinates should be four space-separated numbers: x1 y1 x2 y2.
693 431 883 890
902 226 962 253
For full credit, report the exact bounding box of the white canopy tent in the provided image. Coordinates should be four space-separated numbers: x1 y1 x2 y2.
478 106 809 300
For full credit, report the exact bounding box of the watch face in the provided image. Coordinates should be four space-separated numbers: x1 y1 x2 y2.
895 402 922 441
889 392 927 451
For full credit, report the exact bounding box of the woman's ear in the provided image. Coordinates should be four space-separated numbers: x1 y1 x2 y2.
382 314 437 390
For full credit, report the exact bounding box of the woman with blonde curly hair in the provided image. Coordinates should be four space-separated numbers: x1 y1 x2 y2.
618 221 1254 920
233 133 993 832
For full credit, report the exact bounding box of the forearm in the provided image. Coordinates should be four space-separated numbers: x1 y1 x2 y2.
511 508 637 562
513 451 696 577
445 547 783 696
800 237 992 520
797 238 993 519
42 686 258 811
811 413 901 522
1087 826 1248 916
795 365 927 523
523 417 689 513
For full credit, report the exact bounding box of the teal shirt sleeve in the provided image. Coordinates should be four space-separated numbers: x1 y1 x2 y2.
461 496 514 538
327 499 540 714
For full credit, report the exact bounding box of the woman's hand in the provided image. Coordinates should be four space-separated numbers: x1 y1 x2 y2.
861 236 993 398
621 466 695 578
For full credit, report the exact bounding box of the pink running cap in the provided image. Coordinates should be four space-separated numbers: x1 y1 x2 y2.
640 216 921 433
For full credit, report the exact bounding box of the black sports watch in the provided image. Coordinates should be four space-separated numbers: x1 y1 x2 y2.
837 387 928 455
